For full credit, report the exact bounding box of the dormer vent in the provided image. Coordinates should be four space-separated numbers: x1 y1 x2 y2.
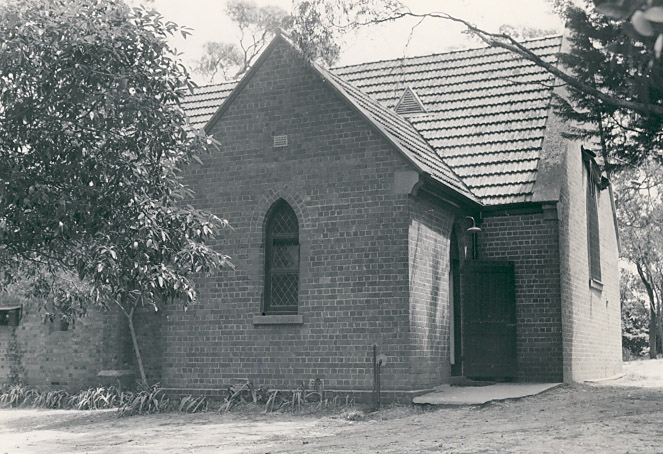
394 87 426 115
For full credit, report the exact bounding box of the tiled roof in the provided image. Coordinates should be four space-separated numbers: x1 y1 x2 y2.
315 65 477 202
183 36 562 205
182 81 236 130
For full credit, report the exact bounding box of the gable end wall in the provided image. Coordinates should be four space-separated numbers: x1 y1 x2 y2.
147 39 437 395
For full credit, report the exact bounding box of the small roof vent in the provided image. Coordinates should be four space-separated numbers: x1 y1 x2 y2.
394 87 426 116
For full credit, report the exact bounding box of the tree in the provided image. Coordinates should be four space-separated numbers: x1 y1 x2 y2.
614 158 663 357
197 41 244 82
196 0 340 83
621 268 650 358
290 0 663 170
0 0 232 387
196 0 289 82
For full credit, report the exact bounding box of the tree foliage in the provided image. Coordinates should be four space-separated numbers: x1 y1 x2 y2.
550 1 663 173
196 0 289 82
620 268 650 358
0 0 231 385
614 158 663 357
196 0 340 83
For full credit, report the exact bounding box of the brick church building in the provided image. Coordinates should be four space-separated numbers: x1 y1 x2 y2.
0 34 621 399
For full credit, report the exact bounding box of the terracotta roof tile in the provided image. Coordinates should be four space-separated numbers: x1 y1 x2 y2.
182 81 236 130
183 35 562 205
316 65 477 202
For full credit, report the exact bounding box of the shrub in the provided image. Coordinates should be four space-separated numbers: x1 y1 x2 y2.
118 383 168 416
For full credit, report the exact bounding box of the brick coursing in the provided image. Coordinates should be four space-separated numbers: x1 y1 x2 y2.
478 209 564 382
151 39 422 393
558 140 622 382
0 301 131 390
407 193 456 388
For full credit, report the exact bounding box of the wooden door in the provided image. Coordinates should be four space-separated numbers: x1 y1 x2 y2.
461 261 516 378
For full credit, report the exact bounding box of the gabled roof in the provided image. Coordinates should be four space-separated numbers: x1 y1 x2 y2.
316 65 476 202
182 35 562 206
182 81 236 130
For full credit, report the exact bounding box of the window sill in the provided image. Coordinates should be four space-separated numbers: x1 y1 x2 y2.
253 314 303 325
589 279 603 291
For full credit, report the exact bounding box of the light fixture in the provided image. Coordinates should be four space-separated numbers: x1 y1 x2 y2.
466 216 481 233
466 216 480 259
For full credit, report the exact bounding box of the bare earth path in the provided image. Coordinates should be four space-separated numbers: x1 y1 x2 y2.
3 360 663 454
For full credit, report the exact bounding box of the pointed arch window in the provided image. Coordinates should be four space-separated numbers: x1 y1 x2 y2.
264 201 299 314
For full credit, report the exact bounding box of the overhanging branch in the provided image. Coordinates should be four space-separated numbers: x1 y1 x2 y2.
343 9 663 117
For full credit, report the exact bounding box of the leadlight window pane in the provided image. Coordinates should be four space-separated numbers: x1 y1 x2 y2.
272 243 299 270
270 274 299 308
270 206 298 237
265 201 299 314
587 180 601 282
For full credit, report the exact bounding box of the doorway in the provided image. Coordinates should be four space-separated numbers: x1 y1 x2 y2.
461 261 516 379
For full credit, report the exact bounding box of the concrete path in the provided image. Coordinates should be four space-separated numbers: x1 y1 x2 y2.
413 382 562 406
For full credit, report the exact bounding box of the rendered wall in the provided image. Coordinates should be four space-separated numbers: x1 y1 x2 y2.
558 143 622 382
407 193 456 388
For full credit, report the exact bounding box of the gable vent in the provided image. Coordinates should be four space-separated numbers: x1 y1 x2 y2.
273 134 288 148
394 87 426 116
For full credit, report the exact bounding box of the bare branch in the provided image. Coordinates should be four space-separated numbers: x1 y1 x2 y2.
340 9 663 117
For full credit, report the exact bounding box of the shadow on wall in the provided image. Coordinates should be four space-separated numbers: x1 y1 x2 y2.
408 218 449 357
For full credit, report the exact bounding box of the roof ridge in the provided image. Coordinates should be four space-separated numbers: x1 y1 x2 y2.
190 80 238 90
332 35 562 72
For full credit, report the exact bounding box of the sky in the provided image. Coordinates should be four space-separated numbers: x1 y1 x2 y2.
145 0 564 84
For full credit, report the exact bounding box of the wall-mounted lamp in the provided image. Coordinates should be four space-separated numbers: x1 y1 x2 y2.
466 216 481 259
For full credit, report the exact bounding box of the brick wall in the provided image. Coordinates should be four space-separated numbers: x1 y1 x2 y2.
132 308 162 384
150 38 425 395
407 193 456 388
558 142 622 382
0 298 130 390
478 208 564 382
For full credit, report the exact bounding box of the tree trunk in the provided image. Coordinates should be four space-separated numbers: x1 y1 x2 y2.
637 263 658 358
126 306 148 388
650 307 658 359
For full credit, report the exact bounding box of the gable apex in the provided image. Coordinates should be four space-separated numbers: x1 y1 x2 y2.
202 33 298 135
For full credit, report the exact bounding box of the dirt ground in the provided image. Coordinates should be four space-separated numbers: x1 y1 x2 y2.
3 360 663 454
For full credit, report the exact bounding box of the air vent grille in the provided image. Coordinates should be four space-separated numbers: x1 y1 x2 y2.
395 87 426 115
273 135 288 147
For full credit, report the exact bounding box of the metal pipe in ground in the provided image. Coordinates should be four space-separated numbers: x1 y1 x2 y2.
372 345 381 409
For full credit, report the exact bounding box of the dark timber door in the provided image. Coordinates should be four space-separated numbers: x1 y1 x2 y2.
461 261 516 379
